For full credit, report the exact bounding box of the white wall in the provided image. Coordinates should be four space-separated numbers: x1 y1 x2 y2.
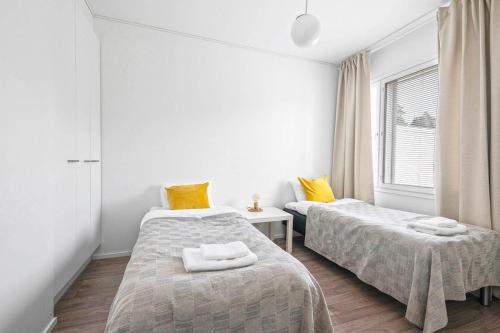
370 19 438 215
94 19 337 256
0 1 74 332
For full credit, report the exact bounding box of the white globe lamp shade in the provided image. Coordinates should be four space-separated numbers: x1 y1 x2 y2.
291 14 320 47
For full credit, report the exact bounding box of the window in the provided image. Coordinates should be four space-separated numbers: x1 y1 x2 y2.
379 64 438 191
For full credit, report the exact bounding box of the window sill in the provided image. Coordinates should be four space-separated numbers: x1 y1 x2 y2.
375 187 435 200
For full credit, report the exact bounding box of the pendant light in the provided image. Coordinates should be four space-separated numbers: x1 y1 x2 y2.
291 0 320 47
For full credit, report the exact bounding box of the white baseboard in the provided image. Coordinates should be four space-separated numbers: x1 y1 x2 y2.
42 317 57 333
92 250 132 260
54 256 92 304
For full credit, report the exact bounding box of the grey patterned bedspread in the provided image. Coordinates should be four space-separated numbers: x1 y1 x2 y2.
106 212 333 333
305 202 500 333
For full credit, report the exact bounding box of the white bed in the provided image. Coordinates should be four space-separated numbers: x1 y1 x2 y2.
287 199 500 332
106 206 333 332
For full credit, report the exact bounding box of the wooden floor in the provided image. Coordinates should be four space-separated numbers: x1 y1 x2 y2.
53 237 500 332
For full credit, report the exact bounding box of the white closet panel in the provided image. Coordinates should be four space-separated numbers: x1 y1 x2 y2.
75 0 94 262
89 31 101 252
52 0 79 297
53 0 101 298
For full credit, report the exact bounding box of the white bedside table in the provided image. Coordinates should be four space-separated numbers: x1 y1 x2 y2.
239 207 294 253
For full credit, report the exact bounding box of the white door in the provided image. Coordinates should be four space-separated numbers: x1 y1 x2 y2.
89 33 101 252
52 0 79 297
75 0 94 260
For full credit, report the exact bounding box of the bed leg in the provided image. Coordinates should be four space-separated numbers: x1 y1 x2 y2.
480 286 492 306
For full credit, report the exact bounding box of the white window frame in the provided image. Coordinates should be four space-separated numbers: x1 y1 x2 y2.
375 59 438 199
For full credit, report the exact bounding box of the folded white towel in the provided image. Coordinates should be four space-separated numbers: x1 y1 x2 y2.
182 248 257 272
408 221 467 236
418 217 458 228
200 241 250 260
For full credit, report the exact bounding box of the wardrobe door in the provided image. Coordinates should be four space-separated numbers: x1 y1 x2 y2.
89 33 101 252
52 0 79 297
75 0 94 260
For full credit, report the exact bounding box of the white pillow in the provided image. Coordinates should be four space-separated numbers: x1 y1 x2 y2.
289 180 306 201
160 181 214 209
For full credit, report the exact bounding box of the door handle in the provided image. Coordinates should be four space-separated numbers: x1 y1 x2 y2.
67 160 80 163
83 160 100 163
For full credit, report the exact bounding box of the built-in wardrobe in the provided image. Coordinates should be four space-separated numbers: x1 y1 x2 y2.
53 0 101 301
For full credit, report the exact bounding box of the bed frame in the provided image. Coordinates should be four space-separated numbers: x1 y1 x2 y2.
283 208 307 235
283 206 494 307
480 286 493 306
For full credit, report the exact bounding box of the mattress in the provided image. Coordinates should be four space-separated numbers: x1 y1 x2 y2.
304 201 500 333
106 209 333 333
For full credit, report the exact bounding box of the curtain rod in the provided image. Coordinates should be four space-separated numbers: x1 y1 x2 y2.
367 0 451 54
336 1 450 69
365 8 438 54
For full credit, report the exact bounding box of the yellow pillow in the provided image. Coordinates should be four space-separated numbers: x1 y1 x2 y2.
297 176 336 203
165 182 210 210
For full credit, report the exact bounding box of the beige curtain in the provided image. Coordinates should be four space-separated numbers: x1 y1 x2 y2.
332 52 374 203
437 0 500 297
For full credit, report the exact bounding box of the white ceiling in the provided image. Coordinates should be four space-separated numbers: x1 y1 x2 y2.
87 0 444 64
